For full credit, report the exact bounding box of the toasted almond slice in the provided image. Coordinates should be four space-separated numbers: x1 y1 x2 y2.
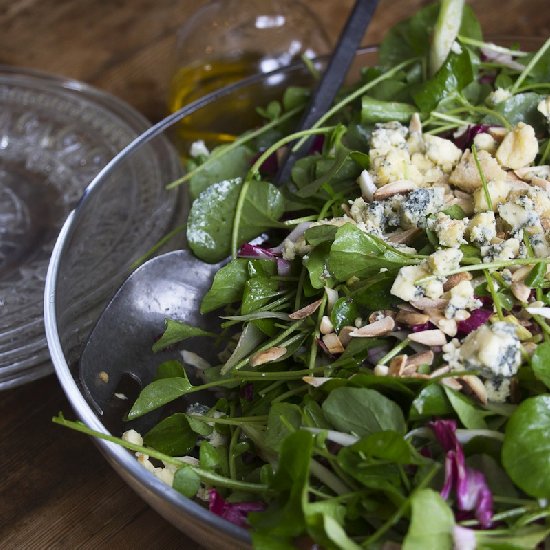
407 350 434 368
409 112 422 134
401 365 420 377
461 375 488 405
410 297 448 311
289 299 323 320
368 310 396 323
338 325 356 347
250 346 286 367
443 272 472 292
454 310 471 322
531 176 550 193
388 354 408 376
320 316 334 335
387 227 422 245
373 179 417 200
430 365 451 378
395 310 430 326
322 333 345 354
511 265 532 282
526 307 550 320
541 217 550 232
488 126 508 141
511 281 531 303
350 316 396 337
303 376 331 388
325 287 339 312
408 329 447 346
440 376 463 390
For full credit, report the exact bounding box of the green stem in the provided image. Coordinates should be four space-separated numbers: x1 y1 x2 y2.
308 294 327 371
292 58 418 151
52 414 268 493
511 37 550 94
376 338 410 366
166 106 302 189
484 270 504 320
236 366 326 381
187 414 268 426
415 257 550 284
472 143 493 211
457 35 529 57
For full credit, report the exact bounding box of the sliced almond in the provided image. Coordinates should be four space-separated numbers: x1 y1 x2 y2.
368 310 396 323
320 316 334 335
409 112 422 135
408 329 447 346
430 365 451 378
322 333 345 354
531 176 550 194
373 179 417 200
440 376 463 390
289 299 323 320
461 374 488 405
511 281 531 303
387 227 422 245
388 354 408 376
250 346 287 367
488 126 508 141
443 271 472 292
410 297 448 311
395 310 430 326
454 310 471 322
541 217 550 232
407 350 434 368
401 364 420 377
338 325 356 346
350 316 396 337
325 287 339 312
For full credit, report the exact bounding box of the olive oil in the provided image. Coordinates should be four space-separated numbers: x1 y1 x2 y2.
168 53 269 149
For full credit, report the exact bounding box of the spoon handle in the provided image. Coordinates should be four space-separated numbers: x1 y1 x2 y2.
273 0 380 186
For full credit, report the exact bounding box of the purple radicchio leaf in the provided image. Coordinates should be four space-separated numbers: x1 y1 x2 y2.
456 308 493 336
411 321 436 333
250 150 279 177
453 125 491 150
208 489 264 528
237 243 278 260
429 419 494 528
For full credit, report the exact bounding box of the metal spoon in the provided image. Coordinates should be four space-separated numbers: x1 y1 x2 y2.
79 0 380 419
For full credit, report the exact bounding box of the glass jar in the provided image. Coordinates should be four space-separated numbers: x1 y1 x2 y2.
168 0 331 147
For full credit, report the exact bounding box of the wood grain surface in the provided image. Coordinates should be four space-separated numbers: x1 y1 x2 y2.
0 1 549 549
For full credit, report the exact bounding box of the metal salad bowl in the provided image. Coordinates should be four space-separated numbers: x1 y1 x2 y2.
44 47 378 550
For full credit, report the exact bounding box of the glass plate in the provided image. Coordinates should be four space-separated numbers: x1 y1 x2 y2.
0 67 183 389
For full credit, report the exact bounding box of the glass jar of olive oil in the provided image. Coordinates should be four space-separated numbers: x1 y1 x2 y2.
168 0 331 149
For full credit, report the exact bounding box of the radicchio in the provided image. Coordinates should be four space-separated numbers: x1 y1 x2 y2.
456 308 493 336
208 489 264 528
237 243 291 276
429 419 493 528
453 124 491 150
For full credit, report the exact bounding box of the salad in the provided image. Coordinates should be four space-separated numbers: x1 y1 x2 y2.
55 1 550 548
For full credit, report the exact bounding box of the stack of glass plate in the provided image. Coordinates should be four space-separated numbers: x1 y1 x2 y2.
0 67 175 390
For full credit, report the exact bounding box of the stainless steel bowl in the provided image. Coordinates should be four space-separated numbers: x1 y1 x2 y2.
44 47 378 549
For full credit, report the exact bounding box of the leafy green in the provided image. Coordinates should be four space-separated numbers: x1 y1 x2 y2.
443 386 489 429
402 489 454 550
152 319 215 352
172 466 201 498
322 387 407 437
200 259 249 314
502 395 550 497
531 341 550 389
361 96 418 123
143 413 196 455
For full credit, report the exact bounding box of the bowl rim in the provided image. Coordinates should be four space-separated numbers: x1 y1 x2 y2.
43 44 377 544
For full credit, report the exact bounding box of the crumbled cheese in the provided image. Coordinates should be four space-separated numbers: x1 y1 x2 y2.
428 248 463 276
484 377 512 402
472 179 512 212
495 122 539 169
449 149 507 193
445 280 482 319
473 132 497 154
390 264 430 302
431 212 468 247
530 233 550 258
537 96 550 125
122 429 144 446
498 199 540 237
400 187 445 228
459 322 521 377
487 87 512 105
424 134 462 172
468 211 497 245
481 238 520 263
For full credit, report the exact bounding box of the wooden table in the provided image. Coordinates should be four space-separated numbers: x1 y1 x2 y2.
1 1 549 548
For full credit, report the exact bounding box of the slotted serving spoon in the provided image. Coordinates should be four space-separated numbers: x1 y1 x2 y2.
79 0 380 419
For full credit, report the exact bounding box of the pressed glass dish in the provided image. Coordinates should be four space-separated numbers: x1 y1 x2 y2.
0 66 178 390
